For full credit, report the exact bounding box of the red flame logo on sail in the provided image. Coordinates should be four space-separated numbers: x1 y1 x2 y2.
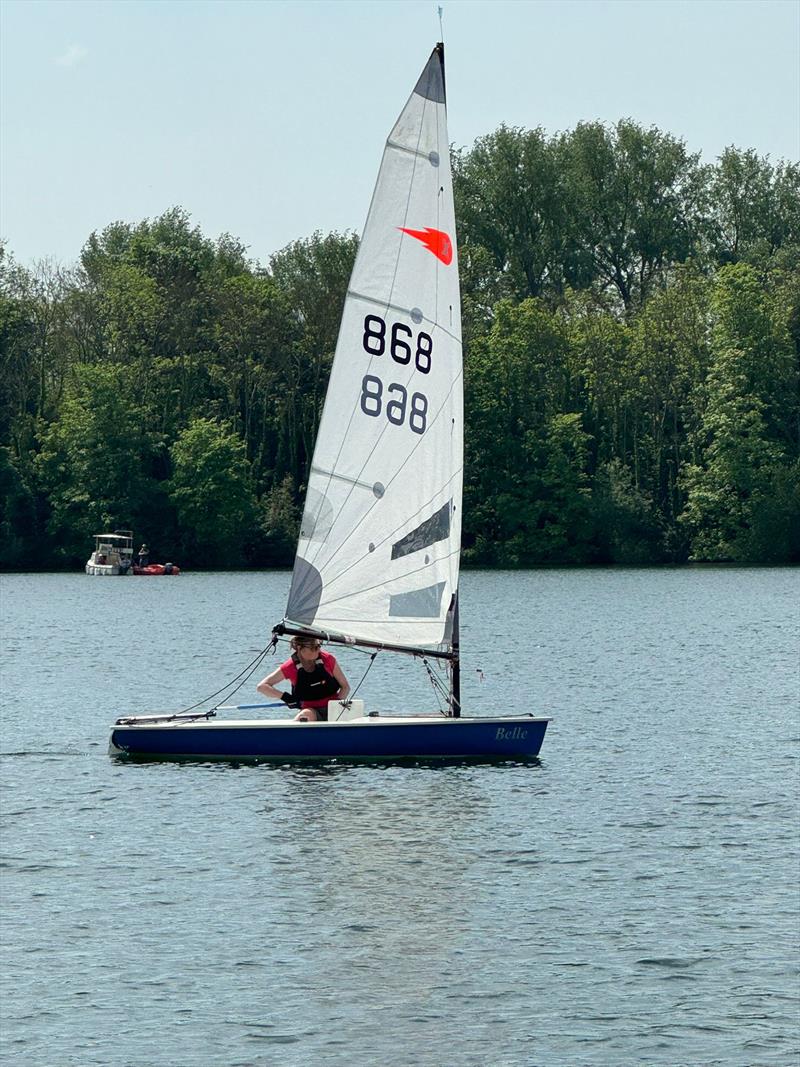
399 227 453 265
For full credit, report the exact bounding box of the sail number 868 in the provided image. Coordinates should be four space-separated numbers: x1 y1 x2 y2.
363 314 432 373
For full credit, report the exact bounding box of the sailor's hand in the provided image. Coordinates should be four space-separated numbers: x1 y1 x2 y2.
280 693 300 708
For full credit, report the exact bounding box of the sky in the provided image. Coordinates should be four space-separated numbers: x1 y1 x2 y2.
2 0 799 269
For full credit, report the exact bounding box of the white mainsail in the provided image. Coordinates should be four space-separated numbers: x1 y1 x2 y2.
284 45 463 651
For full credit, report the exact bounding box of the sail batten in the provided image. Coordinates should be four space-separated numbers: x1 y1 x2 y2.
284 45 462 651
346 289 460 340
385 139 437 161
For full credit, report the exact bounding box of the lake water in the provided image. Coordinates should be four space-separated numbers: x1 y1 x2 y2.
1 567 798 1066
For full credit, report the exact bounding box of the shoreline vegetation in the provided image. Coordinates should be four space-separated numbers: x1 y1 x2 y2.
1 121 798 572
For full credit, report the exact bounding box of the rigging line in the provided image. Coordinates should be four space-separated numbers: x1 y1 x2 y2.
348 651 378 702
432 670 453 710
320 471 462 597
302 370 463 586
205 647 273 711
421 656 449 716
303 87 439 576
214 645 277 708
176 640 275 715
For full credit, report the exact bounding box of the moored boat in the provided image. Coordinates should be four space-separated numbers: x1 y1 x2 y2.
132 562 181 576
85 530 134 575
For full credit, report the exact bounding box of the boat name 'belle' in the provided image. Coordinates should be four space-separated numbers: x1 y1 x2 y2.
495 727 529 740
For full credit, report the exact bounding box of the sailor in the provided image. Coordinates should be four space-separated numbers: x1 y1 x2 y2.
138 544 149 567
257 637 350 722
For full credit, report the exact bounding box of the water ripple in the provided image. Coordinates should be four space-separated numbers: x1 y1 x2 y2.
1 567 798 1067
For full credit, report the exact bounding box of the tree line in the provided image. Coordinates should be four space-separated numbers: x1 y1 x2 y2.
1 120 798 570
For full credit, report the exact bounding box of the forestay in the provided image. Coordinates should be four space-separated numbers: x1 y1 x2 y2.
284 45 463 652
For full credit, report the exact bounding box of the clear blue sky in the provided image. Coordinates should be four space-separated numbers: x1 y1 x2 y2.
2 0 798 269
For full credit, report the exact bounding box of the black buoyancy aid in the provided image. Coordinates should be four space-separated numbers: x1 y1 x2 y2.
291 655 340 704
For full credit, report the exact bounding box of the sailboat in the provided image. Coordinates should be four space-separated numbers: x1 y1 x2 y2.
109 44 550 761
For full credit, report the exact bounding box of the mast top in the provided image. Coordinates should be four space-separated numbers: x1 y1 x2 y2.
414 43 446 103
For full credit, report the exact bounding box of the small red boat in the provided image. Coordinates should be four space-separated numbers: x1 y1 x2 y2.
133 563 180 576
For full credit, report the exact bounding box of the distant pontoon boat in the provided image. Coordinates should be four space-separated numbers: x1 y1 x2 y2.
85 531 134 575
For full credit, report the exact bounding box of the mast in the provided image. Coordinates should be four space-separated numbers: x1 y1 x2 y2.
449 591 460 717
436 38 460 718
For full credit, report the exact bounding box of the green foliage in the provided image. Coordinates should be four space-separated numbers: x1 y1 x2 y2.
1 117 799 570
560 120 702 309
464 299 589 564
270 230 358 361
0 446 37 569
564 290 633 467
704 149 800 264
591 459 665 563
253 474 300 567
268 232 359 479
454 126 570 303
455 119 705 314
210 270 299 485
35 364 159 565
626 265 711 529
681 264 799 561
168 417 257 566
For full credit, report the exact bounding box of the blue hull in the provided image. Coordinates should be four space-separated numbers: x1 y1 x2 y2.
109 716 550 762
